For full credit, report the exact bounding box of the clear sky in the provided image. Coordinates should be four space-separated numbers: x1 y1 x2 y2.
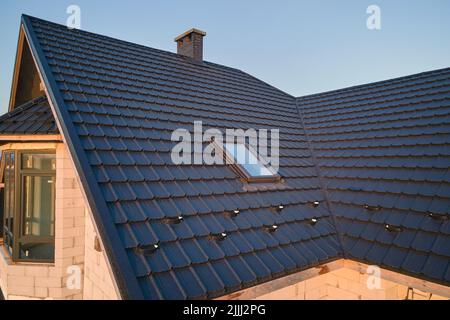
1 0 449 113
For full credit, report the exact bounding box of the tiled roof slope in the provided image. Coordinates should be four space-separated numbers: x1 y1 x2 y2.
296 68 450 286
0 96 58 135
23 16 342 299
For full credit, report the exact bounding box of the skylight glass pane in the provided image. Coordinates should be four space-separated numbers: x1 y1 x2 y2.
224 143 273 177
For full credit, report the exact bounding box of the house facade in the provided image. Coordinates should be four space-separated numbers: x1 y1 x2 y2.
0 139 118 299
0 15 449 300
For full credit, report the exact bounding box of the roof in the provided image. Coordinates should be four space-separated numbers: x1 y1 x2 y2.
0 95 58 135
19 15 342 299
297 67 450 286
1 15 448 299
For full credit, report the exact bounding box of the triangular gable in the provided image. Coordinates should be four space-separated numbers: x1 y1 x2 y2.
8 26 45 111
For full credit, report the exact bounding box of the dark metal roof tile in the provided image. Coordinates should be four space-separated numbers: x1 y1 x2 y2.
401 251 428 274
173 267 207 299
161 242 191 269
421 255 449 280
431 235 450 257
382 246 409 269
191 263 225 297
255 250 285 276
226 256 258 286
210 260 242 292
152 272 187 300
411 231 437 252
0 96 58 135
23 15 450 299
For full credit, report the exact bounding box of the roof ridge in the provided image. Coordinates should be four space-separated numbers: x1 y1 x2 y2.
23 14 254 77
237 68 295 100
25 15 295 105
296 67 450 101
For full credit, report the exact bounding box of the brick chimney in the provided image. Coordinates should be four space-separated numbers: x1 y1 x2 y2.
174 28 206 61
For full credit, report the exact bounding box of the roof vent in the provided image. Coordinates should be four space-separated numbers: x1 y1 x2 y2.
385 224 403 232
364 204 382 211
311 201 321 208
227 209 240 218
210 232 227 241
163 216 184 224
272 205 284 213
136 243 159 255
310 218 318 226
428 213 448 221
175 28 206 61
265 225 278 233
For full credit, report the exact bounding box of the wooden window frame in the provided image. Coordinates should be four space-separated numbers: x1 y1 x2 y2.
1 149 56 263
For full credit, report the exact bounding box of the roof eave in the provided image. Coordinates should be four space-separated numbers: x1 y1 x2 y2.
0 134 62 142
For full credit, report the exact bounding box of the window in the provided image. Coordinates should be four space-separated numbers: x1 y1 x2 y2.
223 142 279 182
3 152 15 254
2 151 56 262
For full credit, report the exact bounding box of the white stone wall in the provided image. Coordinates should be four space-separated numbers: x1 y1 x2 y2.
82 211 120 300
0 142 119 300
255 267 449 300
0 143 84 299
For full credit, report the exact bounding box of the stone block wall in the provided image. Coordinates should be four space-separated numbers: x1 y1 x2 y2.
255 267 449 300
0 142 119 300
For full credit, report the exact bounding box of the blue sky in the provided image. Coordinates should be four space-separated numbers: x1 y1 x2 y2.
0 0 449 113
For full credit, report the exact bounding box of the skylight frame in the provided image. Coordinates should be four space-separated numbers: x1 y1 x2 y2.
222 141 281 183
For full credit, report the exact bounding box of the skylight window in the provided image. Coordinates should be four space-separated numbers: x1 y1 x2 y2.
223 142 279 182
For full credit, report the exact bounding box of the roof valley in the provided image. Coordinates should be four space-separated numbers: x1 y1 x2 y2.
293 98 348 258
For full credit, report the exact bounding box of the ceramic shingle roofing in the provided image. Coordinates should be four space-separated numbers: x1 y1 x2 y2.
3 15 448 299
0 95 58 135
296 67 450 286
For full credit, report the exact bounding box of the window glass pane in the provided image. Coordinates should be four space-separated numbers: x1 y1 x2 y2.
224 143 273 177
19 243 54 261
3 151 56 262
22 175 55 237
21 153 56 170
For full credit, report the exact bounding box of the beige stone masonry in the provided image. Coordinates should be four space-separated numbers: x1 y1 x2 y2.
82 210 120 300
0 142 119 300
253 266 450 300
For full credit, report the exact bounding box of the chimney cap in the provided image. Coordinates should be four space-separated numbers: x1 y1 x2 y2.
174 28 206 42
